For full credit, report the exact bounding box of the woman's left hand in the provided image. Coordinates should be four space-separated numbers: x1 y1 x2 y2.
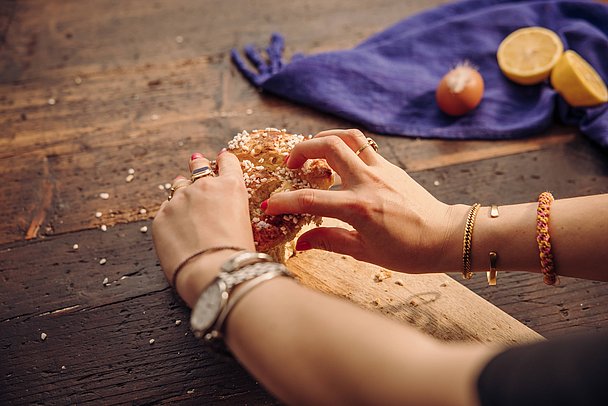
152 151 255 306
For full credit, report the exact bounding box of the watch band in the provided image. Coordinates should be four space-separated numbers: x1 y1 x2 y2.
191 255 289 340
204 262 293 341
221 251 273 274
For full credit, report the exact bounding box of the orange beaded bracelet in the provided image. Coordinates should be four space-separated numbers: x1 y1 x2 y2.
536 192 558 285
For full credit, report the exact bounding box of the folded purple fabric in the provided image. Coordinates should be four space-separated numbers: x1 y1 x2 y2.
231 0 608 147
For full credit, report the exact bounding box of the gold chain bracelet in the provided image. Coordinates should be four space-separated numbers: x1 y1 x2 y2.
462 203 481 279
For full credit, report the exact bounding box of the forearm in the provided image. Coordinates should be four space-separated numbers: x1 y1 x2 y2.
225 277 496 406
439 194 608 281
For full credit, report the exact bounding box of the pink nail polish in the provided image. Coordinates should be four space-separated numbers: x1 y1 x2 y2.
260 200 268 212
217 148 227 156
283 154 290 165
296 240 312 251
191 152 204 161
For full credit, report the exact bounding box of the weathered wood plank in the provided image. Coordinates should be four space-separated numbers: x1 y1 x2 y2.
410 135 608 206
0 0 449 83
0 291 277 405
457 273 608 338
0 0 16 48
289 219 541 344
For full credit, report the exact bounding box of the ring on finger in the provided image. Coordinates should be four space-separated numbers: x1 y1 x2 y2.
191 166 213 182
168 183 188 201
355 137 379 156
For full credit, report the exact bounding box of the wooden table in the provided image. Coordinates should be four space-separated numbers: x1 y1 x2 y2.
1 1 607 404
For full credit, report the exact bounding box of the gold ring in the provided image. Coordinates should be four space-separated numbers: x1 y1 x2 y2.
191 166 213 182
168 184 188 201
355 137 379 156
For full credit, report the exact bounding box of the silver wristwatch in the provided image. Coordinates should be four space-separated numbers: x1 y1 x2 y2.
190 252 288 341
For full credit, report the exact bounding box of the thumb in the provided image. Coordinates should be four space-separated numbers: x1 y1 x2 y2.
295 227 365 260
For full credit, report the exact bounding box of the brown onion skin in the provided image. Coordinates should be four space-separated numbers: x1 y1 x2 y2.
436 66 484 116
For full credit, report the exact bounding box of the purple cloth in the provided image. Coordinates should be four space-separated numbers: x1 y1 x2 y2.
231 0 608 147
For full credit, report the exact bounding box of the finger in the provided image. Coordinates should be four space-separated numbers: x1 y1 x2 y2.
285 136 367 180
189 152 216 184
189 152 211 174
314 129 381 165
169 175 191 200
295 227 365 259
216 149 244 178
265 188 356 223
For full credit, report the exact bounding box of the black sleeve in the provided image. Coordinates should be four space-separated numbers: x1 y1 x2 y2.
477 332 608 406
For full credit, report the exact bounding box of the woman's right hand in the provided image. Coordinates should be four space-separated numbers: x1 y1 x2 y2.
263 129 469 274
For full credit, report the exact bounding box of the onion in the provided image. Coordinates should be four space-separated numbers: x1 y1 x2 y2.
436 63 484 116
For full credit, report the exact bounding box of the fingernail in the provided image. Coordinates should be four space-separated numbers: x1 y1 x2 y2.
217 148 227 157
191 152 204 161
173 175 185 181
296 240 312 251
260 200 268 212
283 154 289 165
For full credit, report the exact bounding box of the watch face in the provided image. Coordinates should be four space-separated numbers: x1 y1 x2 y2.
190 282 223 333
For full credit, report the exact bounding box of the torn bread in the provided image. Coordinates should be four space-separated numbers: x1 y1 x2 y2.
226 128 333 263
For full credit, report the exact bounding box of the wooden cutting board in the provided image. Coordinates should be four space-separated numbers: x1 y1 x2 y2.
287 218 543 345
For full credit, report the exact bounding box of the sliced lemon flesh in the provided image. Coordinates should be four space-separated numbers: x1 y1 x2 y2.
551 50 608 107
497 27 563 85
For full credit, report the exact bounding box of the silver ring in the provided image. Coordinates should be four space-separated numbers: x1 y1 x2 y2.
191 166 213 182
355 137 379 156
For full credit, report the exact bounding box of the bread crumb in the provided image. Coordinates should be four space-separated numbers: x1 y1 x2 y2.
100 225 107 232
99 192 110 200
394 279 404 286
72 244 79 250
95 211 102 218
99 258 107 265
175 319 182 326
374 270 392 283
102 277 109 285
40 332 47 340
125 174 134 183
140 226 148 233
149 338 155 345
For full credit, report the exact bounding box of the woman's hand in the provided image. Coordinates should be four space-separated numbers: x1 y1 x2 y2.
152 151 255 306
263 129 467 274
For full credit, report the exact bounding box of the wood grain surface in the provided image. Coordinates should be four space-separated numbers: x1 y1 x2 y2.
1 0 607 404
289 219 542 344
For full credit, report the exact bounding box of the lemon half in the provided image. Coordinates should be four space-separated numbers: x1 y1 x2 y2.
551 50 608 107
497 27 563 85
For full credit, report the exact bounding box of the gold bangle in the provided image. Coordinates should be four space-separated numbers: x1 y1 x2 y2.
487 205 499 286
487 251 498 286
462 203 481 279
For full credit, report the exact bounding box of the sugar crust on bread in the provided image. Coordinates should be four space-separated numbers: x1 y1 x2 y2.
227 128 333 262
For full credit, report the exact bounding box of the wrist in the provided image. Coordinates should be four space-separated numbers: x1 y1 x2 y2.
177 250 241 307
434 204 471 273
